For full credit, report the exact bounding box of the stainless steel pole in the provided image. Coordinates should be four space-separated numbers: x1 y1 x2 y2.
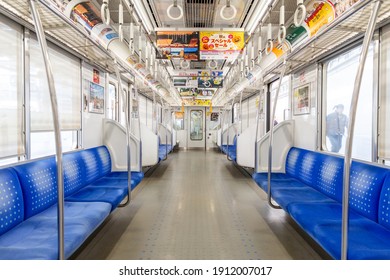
341 0 381 260
29 0 65 260
267 61 287 209
114 63 132 206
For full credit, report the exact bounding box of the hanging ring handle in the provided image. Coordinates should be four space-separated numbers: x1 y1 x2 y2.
220 4 237 21
294 3 306 27
244 67 250 77
101 1 110 25
208 60 217 69
167 3 184 20
265 40 273 55
180 59 190 69
277 25 286 44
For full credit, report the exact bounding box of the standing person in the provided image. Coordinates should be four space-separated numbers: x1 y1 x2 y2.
326 104 348 153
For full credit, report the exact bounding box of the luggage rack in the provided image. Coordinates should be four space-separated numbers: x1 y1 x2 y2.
262 0 390 78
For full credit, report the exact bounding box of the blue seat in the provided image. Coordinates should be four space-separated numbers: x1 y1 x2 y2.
0 201 110 260
0 145 143 259
62 146 143 210
252 147 390 259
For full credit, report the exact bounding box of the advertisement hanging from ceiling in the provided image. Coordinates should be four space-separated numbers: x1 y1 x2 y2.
199 31 245 60
70 3 118 49
173 77 198 88
179 88 215 99
182 98 212 106
156 31 199 60
198 70 223 88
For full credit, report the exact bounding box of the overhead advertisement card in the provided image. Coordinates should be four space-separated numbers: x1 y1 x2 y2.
173 77 198 88
156 31 199 60
198 70 223 88
199 31 244 60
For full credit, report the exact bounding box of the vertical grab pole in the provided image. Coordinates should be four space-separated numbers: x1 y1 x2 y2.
135 86 142 170
29 0 64 260
239 90 243 134
254 79 264 173
114 63 132 206
341 0 381 260
220 109 225 154
267 61 287 209
227 101 234 161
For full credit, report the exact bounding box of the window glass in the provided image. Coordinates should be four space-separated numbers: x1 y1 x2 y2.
31 131 78 159
0 16 24 159
107 83 118 120
30 38 81 131
190 110 203 141
324 44 374 161
174 112 184 130
270 76 290 125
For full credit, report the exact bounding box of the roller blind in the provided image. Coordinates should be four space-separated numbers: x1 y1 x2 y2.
0 16 24 158
30 38 81 131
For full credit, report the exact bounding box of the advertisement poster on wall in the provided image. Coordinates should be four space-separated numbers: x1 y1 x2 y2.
293 84 311 115
199 31 244 60
156 31 199 60
89 82 105 114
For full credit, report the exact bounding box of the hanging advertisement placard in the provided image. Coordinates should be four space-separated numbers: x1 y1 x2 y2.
199 31 244 60
198 70 223 88
156 31 199 60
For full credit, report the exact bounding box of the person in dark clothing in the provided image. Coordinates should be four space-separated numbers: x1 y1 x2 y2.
326 104 348 153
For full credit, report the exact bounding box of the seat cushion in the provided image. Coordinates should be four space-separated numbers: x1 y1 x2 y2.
0 201 111 260
106 171 144 185
272 187 334 211
288 202 368 237
252 173 307 192
313 219 390 260
65 186 127 210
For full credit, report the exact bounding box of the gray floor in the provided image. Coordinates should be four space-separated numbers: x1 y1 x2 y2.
74 150 323 260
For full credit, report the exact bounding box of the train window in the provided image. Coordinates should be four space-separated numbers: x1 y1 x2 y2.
31 131 78 159
107 83 118 120
233 102 240 123
173 112 184 130
270 76 290 125
30 37 81 159
0 16 24 162
30 38 81 132
323 44 374 161
190 110 203 141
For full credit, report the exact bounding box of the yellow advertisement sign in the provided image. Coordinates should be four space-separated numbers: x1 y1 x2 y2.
199 31 244 60
182 99 212 106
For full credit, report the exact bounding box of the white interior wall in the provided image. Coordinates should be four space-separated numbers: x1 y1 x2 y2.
82 62 106 149
291 64 318 150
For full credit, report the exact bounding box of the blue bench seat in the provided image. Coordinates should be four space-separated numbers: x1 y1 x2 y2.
159 144 173 161
0 201 110 260
0 145 143 259
252 147 390 259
